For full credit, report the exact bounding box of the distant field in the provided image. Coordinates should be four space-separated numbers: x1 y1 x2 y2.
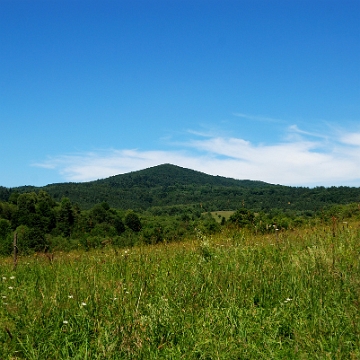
1 224 360 359
209 210 235 222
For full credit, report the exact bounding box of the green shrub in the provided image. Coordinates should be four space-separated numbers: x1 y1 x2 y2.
0 219 12 255
125 211 142 232
16 225 48 253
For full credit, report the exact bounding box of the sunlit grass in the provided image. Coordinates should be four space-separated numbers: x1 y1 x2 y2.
1 223 360 359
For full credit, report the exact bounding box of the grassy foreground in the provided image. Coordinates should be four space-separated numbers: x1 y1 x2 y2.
1 224 360 359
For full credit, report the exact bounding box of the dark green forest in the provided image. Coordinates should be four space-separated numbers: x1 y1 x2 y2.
1 164 360 212
1 164 360 255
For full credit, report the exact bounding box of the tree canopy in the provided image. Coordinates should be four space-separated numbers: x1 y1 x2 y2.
1 164 360 213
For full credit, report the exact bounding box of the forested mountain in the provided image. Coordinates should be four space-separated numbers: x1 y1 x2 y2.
2 164 360 212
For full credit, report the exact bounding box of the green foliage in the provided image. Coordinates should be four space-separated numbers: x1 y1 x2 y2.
125 211 142 232
16 224 48 253
90 203 108 223
13 192 37 228
113 215 125 235
0 201 14 220
7 191 19 204
90 223 117 237
142 221 164 244
198 212 221 234
229 208 255 227
1 184 360 254
0 219 12 255
55 197 74 237
0 219 11 239
0 186 10 202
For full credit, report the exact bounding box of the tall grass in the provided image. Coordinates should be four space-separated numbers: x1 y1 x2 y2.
1 223 360 359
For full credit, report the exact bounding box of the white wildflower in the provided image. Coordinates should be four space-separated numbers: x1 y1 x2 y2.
10 276 15 280
63 320 68 324
8 286 13 290
2 277 6 281
68 295 74 299
284 298 293 303
81 302 87 306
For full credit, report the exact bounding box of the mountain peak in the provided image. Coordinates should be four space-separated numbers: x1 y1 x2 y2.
98 163 267 188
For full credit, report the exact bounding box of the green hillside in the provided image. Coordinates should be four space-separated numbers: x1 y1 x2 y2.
2 163 360 212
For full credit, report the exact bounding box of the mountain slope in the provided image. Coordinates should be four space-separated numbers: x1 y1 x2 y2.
4 164 274 209
2 164 360 212
41 164 277 210
97 163 270 188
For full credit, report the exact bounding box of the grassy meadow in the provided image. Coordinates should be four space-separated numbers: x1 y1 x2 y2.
1 223 360 359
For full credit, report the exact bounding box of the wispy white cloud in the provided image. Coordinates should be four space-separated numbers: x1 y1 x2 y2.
185 135 360 186
340 132 360 146
233 113 283 123
288 124 329 140
33 126 360 187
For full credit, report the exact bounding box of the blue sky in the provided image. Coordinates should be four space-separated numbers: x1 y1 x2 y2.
1 0 359 188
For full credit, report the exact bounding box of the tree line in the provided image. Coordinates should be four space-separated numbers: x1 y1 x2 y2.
0 191 143 254
1 189 359 256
